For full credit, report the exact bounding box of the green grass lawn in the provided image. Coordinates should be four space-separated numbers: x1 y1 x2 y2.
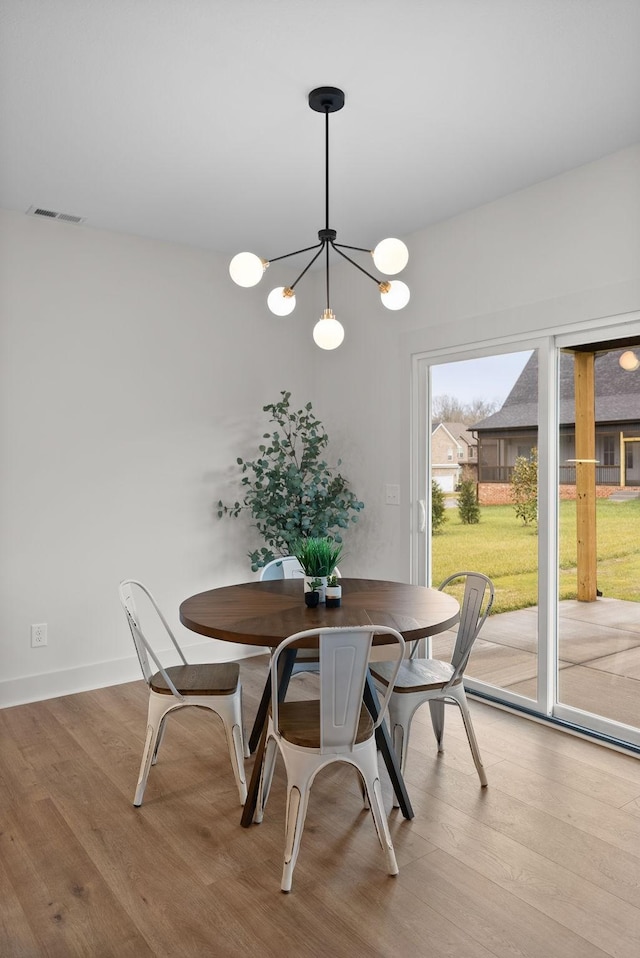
432 498 640 614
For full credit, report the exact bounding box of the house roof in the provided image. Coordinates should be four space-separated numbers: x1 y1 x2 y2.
473 349 640 432
432 422 477 446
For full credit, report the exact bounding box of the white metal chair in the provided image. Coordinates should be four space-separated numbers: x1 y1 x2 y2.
119 579 248 807
254 625 405 892
370 572 494 796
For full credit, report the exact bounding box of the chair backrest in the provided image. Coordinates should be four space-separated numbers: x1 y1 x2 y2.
259 556 305 580
118 579 187 698
271 626 405 753
438 571 494 681
259 556 342 581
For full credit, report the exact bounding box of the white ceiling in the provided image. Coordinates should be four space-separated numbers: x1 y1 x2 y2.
1 0 639 260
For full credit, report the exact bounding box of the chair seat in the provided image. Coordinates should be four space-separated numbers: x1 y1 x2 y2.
150 661 240 696
277 700 374 748
370 658 456 693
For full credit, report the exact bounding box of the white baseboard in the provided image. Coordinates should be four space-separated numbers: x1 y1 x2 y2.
0 640 268 709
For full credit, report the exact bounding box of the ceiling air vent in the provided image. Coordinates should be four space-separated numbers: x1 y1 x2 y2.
27 206 85 224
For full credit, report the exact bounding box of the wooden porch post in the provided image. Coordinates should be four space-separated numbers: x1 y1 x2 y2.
574 352 597 601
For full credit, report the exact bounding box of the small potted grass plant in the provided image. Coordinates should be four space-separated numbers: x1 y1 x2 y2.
293 536 343 604
325 573 342 608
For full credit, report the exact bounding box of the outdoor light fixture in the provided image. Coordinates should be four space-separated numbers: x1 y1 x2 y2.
229 87 409 350
619 350 640 371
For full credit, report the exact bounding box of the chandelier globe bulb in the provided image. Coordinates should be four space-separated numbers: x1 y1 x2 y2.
267 287 296 316
380 280 410 311
313 309 344 350
229 252 266 287
372 238 409 275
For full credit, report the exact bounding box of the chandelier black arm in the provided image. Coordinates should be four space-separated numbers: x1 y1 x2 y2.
333 242 372 254
289 242 327 291
330 242 382 285
268 242 323 265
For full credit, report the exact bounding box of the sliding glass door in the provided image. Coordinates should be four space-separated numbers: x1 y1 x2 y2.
412 316 640 748
554 336 640 742
423 348 543 710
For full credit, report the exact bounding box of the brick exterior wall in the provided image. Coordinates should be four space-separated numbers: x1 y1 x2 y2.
478 483 621 505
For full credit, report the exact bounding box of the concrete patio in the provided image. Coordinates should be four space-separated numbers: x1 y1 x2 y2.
433 597 640 730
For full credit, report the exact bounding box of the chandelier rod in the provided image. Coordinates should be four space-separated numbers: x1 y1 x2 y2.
331 241 384 286
325 109 330 231
289 242 326 292
267 242 322 265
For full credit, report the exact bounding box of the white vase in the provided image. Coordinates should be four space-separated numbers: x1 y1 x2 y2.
304 575 327 603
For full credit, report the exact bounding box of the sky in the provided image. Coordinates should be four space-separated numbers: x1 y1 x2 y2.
431 350 533 409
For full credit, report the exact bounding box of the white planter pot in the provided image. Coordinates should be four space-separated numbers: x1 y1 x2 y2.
325 584 342 608
304 575 327 603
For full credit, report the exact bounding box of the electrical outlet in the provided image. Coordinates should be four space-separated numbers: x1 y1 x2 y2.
385 483 401 505
31 623 48 647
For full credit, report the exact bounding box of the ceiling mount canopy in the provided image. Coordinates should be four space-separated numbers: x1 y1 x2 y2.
229 86 409 350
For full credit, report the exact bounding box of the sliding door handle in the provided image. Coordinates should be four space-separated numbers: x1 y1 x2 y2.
418 499 426 533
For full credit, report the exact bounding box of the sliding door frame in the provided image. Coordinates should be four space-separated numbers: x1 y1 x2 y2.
410 311 640 743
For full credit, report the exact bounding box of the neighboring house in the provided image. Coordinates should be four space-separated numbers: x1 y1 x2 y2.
472 349 640 504
431 421 478 491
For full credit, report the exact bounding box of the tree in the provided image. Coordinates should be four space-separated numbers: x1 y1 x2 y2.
432 395 499 425
458 479 480 524
510 447 538 526
218 391 364 570
431 479 447 533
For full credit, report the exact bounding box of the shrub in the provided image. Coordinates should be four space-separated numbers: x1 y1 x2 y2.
511 447 538 527
458 479 480 524
431 479 447 533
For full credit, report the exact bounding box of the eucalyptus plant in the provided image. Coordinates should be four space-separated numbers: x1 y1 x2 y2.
217 391 364 571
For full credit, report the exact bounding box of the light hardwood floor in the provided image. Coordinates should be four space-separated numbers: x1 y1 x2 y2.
1 654 640 957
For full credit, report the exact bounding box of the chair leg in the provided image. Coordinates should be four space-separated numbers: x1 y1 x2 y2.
389 721 406 809
356 769 369 808
358 744 398 877
451 686 488 787
429 699 446 752
240 686 250 759
281 779 312 893
214 696 248 806
151 715 167 766
134 694 171 806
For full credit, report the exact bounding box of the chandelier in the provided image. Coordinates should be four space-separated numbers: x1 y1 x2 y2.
229 87 410 350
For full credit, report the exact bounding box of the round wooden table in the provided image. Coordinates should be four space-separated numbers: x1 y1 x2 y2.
180 577 459 645
180 578 460 826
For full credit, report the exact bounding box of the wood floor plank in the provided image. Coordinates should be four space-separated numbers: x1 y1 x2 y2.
400 847 611 958
443 709 640 807
406 786 640 958
485 759 640 859
0 798 154 957
466 698 640 786
39 757 268 957
403 751 640 910
0 854 43 958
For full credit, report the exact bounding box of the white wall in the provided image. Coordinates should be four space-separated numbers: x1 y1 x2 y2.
316 145 640 580
0 210 316 705
2 144 639 706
